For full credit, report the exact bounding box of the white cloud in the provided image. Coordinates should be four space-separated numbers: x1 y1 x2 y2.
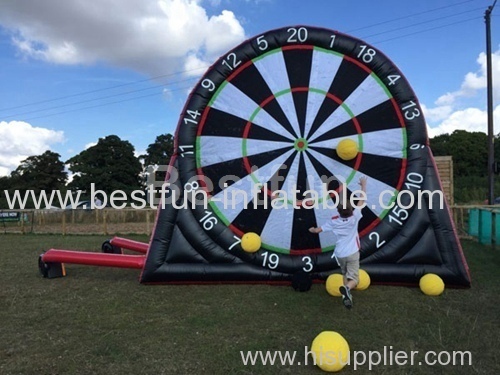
434 49 500 107
434 93 456 107
0 166 11 177
426 105 500 138
84 142 97 149
204 10 245 55
0 0 246 77
425 47 500 138
421 103 453 123
0 121 65 176
184 53 210 76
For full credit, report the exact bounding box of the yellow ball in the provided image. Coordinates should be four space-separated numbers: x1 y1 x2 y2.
336 139 358 161
326 274 344 297
419 273 445 296
241 232 261 253
311 331 350 372
355 269 371 290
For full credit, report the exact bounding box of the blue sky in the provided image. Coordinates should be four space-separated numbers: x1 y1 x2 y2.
0 0 499 176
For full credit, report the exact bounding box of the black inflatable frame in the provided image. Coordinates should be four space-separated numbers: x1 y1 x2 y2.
40 26 471 287
140 26 470 286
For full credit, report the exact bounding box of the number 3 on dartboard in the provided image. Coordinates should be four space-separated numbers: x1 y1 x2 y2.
302 256 313 272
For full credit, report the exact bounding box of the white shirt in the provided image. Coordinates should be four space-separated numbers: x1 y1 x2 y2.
321 208 362 258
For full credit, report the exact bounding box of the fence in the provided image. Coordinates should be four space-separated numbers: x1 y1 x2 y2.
0 208 157 235
466 207 500 245
0 206 486 240
434 156 454 206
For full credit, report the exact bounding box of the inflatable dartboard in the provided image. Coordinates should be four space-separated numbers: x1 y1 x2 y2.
141 26 470 287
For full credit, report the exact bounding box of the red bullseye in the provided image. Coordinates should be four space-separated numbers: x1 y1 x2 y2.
293 137 308 152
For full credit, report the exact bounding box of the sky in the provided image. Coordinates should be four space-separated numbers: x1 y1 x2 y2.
0 0 499 177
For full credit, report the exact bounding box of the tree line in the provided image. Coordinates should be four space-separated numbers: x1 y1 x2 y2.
0 134 174 209
430 130 500 203
0 129 498 208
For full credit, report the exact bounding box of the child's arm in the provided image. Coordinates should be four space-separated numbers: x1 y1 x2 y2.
309 227 323 234
355 176 367 206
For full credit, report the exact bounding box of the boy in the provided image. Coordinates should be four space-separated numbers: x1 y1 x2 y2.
309 176 367 309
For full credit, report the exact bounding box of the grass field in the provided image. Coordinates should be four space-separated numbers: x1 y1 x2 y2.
0 234 499 374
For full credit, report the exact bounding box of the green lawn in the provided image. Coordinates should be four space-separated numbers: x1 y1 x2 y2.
0 234 499 374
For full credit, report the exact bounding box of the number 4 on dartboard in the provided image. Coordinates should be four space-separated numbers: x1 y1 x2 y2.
387 75 401 86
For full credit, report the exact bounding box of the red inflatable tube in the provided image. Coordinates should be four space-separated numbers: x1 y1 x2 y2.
110 237 148 254
42 249 145 269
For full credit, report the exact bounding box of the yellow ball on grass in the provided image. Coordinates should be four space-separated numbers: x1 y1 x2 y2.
336 139 358 161
326 274 344 297
355 269 371 290
241 232 261 253
419 273 445 296
311 331 350 372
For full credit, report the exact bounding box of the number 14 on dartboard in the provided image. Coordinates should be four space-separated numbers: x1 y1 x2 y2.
183 110 201 126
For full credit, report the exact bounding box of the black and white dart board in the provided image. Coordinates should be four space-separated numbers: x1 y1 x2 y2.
141 26 470 286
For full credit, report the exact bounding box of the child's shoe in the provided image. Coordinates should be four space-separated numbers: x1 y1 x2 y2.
339 285 353 309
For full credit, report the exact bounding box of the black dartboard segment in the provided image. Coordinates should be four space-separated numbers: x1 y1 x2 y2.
141 26 470 286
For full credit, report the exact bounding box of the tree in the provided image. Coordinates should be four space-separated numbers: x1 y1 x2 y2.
0 176 10 191
140 133 174 185
494 132 500 170
0 175 10 208
141 133 174 167
429 130 500 203
428 133 450 157
430 130 488 177
10 150 67 191
67 135 142 197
